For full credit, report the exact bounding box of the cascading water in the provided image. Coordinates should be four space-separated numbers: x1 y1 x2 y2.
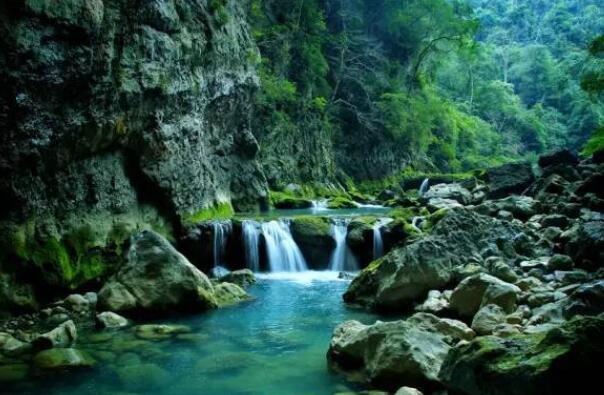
261 220 308 272
242 220 261 272
372 218 394 260
311 199 328 212
419 178 430 196
328 219 359 272
212 221 232 267
410 216 424 233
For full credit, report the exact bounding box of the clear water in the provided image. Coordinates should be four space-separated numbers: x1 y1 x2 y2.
10 273 378 395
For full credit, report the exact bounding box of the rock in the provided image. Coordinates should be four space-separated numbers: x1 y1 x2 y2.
47 313 71 327
83 292 98 306
377 189 396 201
541 215 569 229
440 316 604 395
345 209 533 311
290 217 336 266
484 162 535 199
408 313 475 341
96 312 129 329
562 221 604 271
133 324 191 341
538 149 579 169
33 320 77 350
273 196 313 209
0 332 30 356
0 273 38 316
328 197 358 209
576 173 604 199
63 294 90 312
423 183 472 205
471 304 506 335
563 280 604 317
0 363 29 383
219 269 256 288
450 274 520 318
32 348 95 373
327 319 452 391
98 230 217 316
548 254 574 271
492 323 521 337
213 282 249 307
395 387 424 395
415 290 449 314
487 259 518 283
426 198 463 211
116 363 169 392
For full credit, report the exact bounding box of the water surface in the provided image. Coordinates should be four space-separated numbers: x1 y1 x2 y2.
12 272 379 395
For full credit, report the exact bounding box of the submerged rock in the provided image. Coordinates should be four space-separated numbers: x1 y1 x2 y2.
440 316 604 395
98 231 217 316
32 348 95 373
344 209 532 311
219 269 256 288
0 363 29 383
133 324 191 341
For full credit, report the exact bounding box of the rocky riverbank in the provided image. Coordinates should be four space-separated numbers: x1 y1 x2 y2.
328 149 604 394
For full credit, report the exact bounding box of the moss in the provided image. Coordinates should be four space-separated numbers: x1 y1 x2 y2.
327 197 357 209
290 216 331 235
270 191 313 209
363 257 385 274
182 202 235 224
424 208 448 230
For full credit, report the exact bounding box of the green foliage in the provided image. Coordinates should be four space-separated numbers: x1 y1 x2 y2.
583 127 604 156
183 202 235 224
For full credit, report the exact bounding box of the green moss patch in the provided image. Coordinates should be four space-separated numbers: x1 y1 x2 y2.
182 202 235 224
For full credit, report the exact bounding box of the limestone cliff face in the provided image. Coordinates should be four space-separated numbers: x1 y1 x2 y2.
0 0 267 223
0 0 267 300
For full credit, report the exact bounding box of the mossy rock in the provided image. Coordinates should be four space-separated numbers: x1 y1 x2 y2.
270 191 313 209
182 202 234 224
290 217 335 268
32 348 96 373
440 316 604 395
327 197 357 209
214 282 249 307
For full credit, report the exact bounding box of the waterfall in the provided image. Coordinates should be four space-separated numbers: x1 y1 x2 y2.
261 220 308 272
372 218 393 260
212 221 232 267
410 216 424 233
419 178 430 196
311 199 328 211
242 220 261 272
328 219 358 272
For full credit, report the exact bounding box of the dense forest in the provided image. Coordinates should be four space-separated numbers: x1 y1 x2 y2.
247 0 604 183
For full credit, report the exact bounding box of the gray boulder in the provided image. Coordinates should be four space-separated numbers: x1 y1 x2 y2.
471 304 506 335
423 184 472 205
33 320 77 350
484 162 534 199
450 273 520 318
99 231 218 316
344 209 532 312
562 221 604 271
96 312 129 329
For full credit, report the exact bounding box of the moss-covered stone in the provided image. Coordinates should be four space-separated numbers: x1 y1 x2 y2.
270 191 313 209
327 197 357 209
440 316 604 395
290 216 335 267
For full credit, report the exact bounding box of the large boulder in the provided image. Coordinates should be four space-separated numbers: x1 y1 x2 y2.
423 184 472 205
484 162 534 198
538 149 579 169
450 273 521 318
328 315 467 391
561 221 604 271
290 217 336 268
32 320 77 350
98 230 218 316
344 209 533 312
440 316 604 395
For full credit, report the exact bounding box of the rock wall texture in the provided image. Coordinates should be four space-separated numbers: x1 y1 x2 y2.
0 0 268 301
0 0 268 225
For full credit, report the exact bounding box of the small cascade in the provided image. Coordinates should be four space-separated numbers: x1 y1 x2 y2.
328 219 359 272
261 220 308 272
353 202 385 209
372 218 394 260
212 221 232 267
419 178 430 196
410 216 425 233
242 220 261 272
311 199 328 212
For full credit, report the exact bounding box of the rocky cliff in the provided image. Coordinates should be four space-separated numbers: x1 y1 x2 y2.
0 0 267 301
